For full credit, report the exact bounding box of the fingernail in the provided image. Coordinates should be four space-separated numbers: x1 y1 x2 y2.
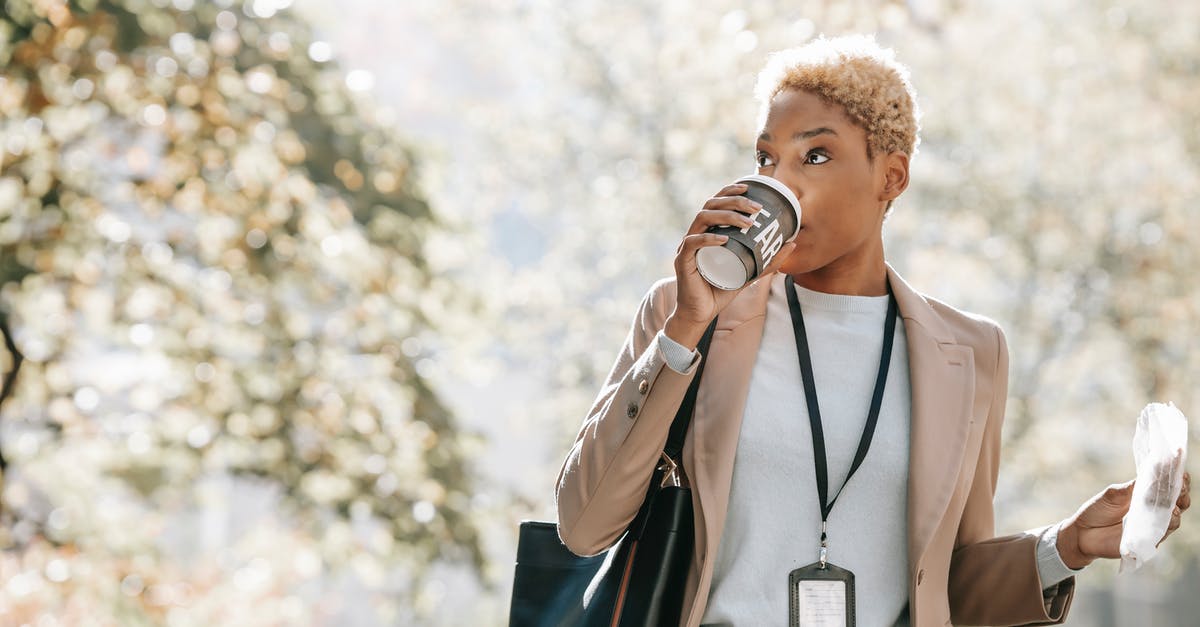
751 201 763 210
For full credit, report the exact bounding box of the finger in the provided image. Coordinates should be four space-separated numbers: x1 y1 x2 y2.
675 233 730 273
1156 506 1183 547
689 201 764 236
1104 479 1136 503
686 209 761 237
715 182 749 197
701 192 760 213
701 193 763 214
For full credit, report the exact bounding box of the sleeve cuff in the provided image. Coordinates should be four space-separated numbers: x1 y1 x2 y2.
657 329 700 374
1035 521 1084 589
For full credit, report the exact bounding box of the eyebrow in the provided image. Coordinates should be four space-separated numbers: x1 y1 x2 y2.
758 127 839 142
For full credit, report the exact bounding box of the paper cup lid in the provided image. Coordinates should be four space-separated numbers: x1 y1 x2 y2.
696 245 750 291
735 174 802 243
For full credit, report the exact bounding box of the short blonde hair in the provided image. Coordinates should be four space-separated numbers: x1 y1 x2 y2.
755 34 921 158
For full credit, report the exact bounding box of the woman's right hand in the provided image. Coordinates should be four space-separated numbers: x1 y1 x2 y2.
664 182 797 349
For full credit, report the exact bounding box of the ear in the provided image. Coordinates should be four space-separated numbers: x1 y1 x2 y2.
879 151 910 203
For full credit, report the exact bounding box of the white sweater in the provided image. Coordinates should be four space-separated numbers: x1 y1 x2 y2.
656 273 1078 627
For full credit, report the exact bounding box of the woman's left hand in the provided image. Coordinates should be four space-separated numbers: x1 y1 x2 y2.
1056 471 1191 570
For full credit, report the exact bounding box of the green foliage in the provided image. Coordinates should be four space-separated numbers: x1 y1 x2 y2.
0 0 479 622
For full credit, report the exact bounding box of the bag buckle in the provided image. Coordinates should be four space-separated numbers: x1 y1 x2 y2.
657 452 689 489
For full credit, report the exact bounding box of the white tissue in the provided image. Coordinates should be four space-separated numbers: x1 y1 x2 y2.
1119 402 1188 572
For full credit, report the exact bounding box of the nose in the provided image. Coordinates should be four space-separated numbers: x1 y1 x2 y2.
766 173 802 204
762 170 797 192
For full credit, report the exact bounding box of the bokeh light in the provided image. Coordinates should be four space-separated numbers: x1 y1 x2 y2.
2 0 1199 625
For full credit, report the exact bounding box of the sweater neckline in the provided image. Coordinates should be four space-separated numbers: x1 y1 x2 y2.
771 273 891 314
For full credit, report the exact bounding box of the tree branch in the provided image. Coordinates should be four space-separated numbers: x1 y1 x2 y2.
0 310 23 473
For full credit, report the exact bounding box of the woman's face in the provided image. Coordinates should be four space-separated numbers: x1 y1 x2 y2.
754 88 900 279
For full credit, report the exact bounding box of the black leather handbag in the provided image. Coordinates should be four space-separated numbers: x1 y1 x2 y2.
508 321 717 627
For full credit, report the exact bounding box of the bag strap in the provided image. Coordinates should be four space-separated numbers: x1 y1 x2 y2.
663 319 718 461
628 318 718 539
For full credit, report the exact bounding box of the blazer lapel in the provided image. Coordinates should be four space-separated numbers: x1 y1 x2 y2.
887 266 976 578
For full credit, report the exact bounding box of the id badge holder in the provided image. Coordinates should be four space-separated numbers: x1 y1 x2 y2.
788 561 855 627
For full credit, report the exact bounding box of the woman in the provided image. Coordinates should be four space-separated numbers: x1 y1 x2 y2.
554 35 1191 627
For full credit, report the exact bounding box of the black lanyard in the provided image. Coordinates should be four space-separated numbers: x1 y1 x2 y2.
785 275 899 565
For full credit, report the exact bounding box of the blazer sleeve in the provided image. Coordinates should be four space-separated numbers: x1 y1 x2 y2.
948 324 1076 626
554 279 702 556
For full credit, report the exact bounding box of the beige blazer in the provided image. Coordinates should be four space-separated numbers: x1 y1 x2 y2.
556 264 1076 626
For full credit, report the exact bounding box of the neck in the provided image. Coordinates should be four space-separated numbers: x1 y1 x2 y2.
788 255 888 297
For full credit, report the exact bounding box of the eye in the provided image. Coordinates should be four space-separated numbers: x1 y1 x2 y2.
805 150 830 165
755 151 776 168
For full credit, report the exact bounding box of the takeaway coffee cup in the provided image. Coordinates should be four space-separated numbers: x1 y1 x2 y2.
695 174 801 290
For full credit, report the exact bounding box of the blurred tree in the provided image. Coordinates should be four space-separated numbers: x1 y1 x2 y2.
0 311 21 481
0 0 480 623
